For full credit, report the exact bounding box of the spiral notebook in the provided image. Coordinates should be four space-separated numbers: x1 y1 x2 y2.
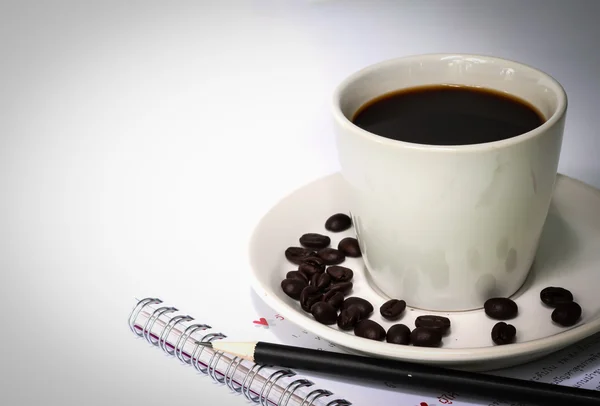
129 296 600 406
128 297 352 406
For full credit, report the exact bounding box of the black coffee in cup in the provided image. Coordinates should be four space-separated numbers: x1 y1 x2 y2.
351 85 545 146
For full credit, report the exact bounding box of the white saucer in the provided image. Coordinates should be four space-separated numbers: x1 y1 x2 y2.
248 173 600 371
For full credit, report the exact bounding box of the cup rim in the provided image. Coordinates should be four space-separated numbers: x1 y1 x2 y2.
331 53 568 153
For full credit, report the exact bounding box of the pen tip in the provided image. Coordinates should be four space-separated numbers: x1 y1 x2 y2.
195 341 213 348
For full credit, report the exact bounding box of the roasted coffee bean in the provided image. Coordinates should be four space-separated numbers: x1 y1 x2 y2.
325 213 352 232
326 281 353 296
338 237 361 257
484 298 518 320
380 299 406 321
341 297 373 319
300 286 322 313
552 302 582 327
354 319 386 341
299 233 331 249
337 307 362 331
317 248 345 265
298 256 326 276
281 278 307 300
323 290 345 310
285 247 316 265
310 302 338 325
286 271 308 284
491 322 516 345
311 273 331 291
411 327 442 347
310 273 319 287
540 287 574 308
415 315 451 334
386 324 411 345
326 266 354 282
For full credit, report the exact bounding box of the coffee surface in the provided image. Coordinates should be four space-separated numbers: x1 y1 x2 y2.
351 85 545 145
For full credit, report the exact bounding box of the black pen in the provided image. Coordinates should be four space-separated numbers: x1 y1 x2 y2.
197 340 600 405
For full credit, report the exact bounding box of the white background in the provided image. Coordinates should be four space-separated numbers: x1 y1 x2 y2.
1 1 599 405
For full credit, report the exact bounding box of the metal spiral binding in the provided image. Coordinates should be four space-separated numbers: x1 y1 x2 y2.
207 350 226 383
190 332 227 374
224 356 244 392
301 389 333 406
129 298 352 406
128 298 162 335
279 379 314 406
144 306 177 344
259 369 296 406
174 323 210 363
242 363 269 402
324 401 352 406
159 314 193 354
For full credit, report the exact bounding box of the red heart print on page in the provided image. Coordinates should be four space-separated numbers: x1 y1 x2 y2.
253 318 269 326
253 313 286 328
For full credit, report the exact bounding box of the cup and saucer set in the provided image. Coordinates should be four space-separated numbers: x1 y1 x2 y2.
247 54 600 371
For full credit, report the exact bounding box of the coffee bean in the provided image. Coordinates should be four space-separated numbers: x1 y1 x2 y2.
411 327 442 347
540 287 574 308
298 256 326 276
299 233 331 249
311 273 331 291
325 213 352 232
317 248 345 265
310 273 319 287
300 286 322 313
341 297 373 319
281 278 307 300
337 307 362 331
380 299 406 321
285 247 316 265
415 315 451 334
326 281 353 296
310 301 338 325
286 270 308 284
354 319 386 341
323 290 345 310
491 322 516 345
484 298 518 320
338 237 361 257
552 302 582 327
386 324 411 345
326 266 354 282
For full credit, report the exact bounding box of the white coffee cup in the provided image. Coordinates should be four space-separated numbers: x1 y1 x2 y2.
332 54 567 311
